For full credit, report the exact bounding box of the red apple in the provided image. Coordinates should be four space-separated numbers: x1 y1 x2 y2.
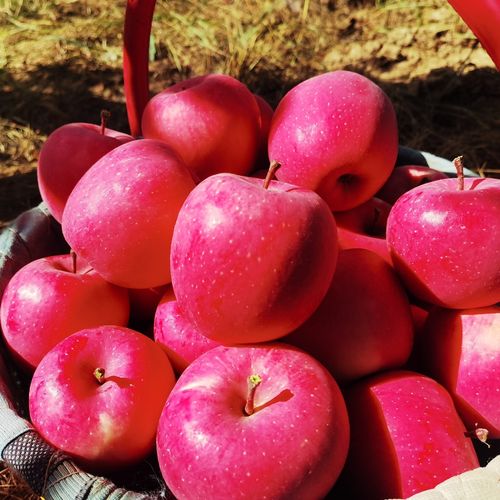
285 248 414 383
154 295 219 374
339 370 479 499
170 166 338 344
0 253 129 371
156 343 350 499
376 165 448 205
141 73 261 180
334 197 392 264
62 139 196 289
37 115 133 222
29 325 175 471
253 94 274 170
268 70 398 211
387 174 500 308
414 306 500 438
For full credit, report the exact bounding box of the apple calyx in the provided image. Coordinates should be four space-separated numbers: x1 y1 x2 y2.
244 374 262 416
453 156 465 191
100 109 111 135
263 161 281 190
464 426 490 448
94 367 106 385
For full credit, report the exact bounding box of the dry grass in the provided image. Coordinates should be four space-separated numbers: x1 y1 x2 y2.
0 0 499 494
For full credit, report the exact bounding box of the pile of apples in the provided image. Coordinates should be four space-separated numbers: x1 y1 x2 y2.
1 70 499 499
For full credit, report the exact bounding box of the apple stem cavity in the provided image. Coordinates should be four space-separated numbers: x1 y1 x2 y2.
94 367 106 385
244 374 262 416
100 110 111 135
263 161 281 190
453 156 465 191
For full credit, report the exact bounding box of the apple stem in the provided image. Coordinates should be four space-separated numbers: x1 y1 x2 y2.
70 249 77 274
263 161 281 189
100 110 111 135
465 426 490 448
94 367 106 385
244 374 262 416
453 156 465 191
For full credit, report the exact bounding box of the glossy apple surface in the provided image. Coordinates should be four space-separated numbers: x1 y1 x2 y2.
268 70 398 211
339 370 479 499
0 253 129 371
63 139 196 289
387 177 500 308
285 248 414 383
414 306 500 438
170 171 338 344
334 197 392 264
38 121 133 222
376 165 448 205
141 73 261 180
156 343 349 499
29 325 175 471
154 296 219 374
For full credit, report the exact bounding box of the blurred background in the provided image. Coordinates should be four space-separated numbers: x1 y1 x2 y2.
1 0 499 227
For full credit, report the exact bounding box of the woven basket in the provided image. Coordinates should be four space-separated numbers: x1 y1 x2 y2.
0 1 499 498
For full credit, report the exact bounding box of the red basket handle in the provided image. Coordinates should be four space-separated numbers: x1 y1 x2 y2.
447 0 500 71
123 0 157 137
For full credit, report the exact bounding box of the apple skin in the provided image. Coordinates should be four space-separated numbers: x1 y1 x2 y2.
0 253 130 371
154 295 220 374
156 343 350 500
141 73 261 180
170 172 338 344
387 177 500 309
334 197 392 265
338 370 479 499
62 139 197 289
253 94 274 170
29 325 176 472
376 165 448 205
413 306 500 438
284 248 414 383
268 70 398 211
37 122 133 222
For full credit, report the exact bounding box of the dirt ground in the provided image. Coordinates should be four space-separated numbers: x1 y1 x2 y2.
0 0 499 497
1 0 499 228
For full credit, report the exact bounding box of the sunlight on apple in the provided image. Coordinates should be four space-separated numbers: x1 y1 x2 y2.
421 210 447 226
18 284 42 303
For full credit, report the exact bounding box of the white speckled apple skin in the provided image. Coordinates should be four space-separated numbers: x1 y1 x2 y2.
156 343 350 500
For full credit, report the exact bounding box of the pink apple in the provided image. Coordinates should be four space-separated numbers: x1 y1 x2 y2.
156 343 350 499
170 168 338 344
268 70 398 211
62 139 197 289
338 370 479 499
334 197 392 264
37 117 133 222
0 253 129 371
376 165 448 205
29 325 175 471
387 175 500 308
154 295 220 374
285 248 414 383
414 306 500 438
141 73 261 180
